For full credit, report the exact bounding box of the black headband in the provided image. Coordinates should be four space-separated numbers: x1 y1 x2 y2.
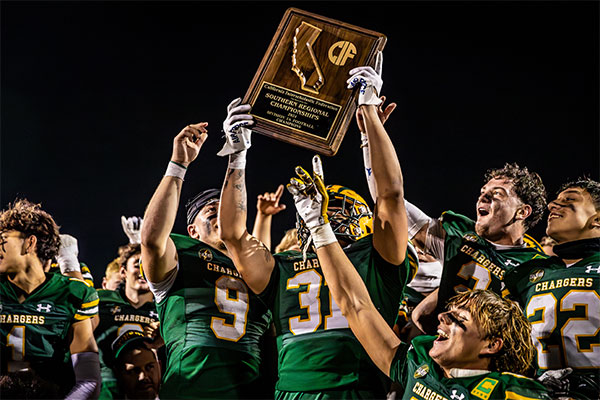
185 189 221 226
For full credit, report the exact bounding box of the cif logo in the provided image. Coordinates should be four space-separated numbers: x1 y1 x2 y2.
328 41 357 66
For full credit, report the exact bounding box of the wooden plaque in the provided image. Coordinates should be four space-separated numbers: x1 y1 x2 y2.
243 8 386 156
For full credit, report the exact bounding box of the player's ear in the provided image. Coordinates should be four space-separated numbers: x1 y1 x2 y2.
481 337 503 356
590 211 600 230
516 204 532 222
23 235 37 255
120 265 127 279
187 224 200 240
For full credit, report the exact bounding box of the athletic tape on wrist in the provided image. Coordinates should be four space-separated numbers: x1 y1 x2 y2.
165 161 187 180
228 150 247 169
310 223 337 249
58 255 81 274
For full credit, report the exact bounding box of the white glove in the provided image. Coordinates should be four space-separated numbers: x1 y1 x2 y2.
287 155 336 250
121 216 143 244
538 368 572 397
217 98 254 156
57 234 81 274
347 51 383 106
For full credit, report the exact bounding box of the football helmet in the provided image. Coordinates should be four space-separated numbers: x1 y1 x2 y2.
296 184 373 253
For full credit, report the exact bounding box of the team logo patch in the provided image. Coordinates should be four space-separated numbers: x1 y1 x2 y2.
463 233 479 243
36 303 52 313
529 269 545 283
111 306 122 315
198 249 213 261
471 378 498 400
413 364 429 379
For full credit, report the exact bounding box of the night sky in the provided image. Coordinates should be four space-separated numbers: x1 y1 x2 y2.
2 1 598 284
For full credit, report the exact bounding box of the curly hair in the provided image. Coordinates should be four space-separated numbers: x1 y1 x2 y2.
447 290 534 376
118 243 141 269
485 163 547 231
0 199 60 262
559 177 600 211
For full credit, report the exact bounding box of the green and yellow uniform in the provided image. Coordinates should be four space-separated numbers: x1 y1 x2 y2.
437 211 546 309
505 247 600 399
0 272 98 396
95 287 158 399
49 261 95 288
150 234 272 399
390 336 550 400
264 235 417 399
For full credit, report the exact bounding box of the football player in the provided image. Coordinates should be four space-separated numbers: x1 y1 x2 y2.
0 199 100 398
408 162 548 334
218 53 417 398
140 123 272 398
288 158 550 399
95 243 160 399
505 178 600 399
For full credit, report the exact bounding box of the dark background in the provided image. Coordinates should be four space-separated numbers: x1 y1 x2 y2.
2 1 598 285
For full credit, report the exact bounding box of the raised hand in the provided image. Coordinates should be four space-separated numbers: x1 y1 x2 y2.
287 155 329 230
355 95 397 134
171 122 208 167
121 216 143 244
257 185 287 216
218 98 254 156
347 51 384 106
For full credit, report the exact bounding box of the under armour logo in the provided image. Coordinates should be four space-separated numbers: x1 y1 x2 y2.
585 265 600 274
149 311 159 319
504 259 519 267
36 303 52 313
451 390 465 400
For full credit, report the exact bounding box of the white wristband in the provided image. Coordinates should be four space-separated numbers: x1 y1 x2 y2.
309 223 337 249
228 150 247 169
165 161 187 180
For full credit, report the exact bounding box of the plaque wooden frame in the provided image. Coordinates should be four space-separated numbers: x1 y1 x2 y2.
243 8 386 156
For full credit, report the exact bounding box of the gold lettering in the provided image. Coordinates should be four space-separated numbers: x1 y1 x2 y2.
577 278 585 286
570 278 577 286
39 316 45 324
586 278 593 287
541 281 548 291
556 279 562 288
25 315 32 324
548 280 555 290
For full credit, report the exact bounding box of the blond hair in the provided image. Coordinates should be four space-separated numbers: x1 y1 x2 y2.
275 229 300 253
447 290 534 375
105 258 121 280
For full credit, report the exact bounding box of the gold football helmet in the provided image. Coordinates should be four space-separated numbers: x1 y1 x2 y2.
296 184 373 252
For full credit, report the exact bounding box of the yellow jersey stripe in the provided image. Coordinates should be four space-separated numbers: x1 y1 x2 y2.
81 299 99 308
505 391 540 400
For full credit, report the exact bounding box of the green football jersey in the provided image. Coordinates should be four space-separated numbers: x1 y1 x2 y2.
390 336 550 400
438 211 546 309
95 287 158 399
153 233 272 399
504 253 600 398
0 272 98 395
263 235 417 396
